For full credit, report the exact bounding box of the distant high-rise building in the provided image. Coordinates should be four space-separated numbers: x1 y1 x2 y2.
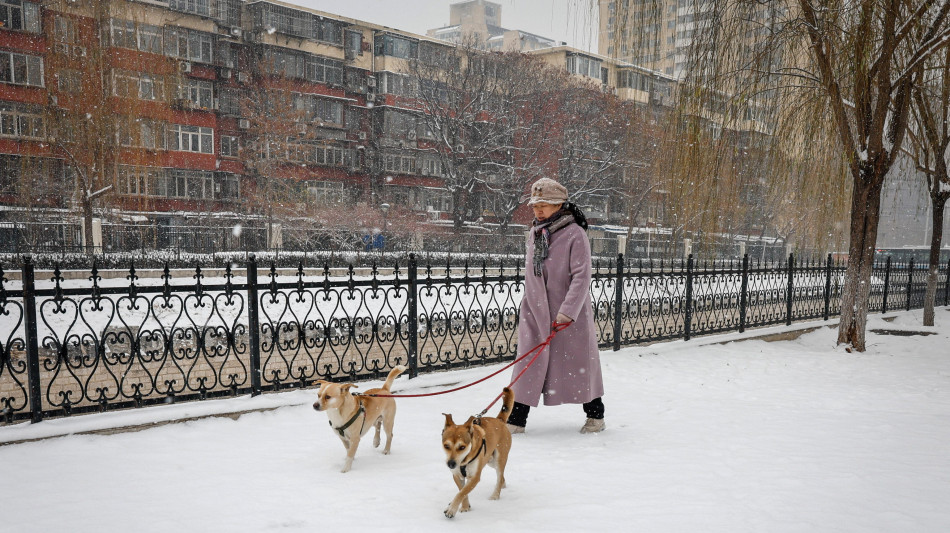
427 0 557 52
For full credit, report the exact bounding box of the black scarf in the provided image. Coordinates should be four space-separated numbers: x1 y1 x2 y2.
532 204 586 277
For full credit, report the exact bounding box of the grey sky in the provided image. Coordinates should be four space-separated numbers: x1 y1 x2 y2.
293 0 599 52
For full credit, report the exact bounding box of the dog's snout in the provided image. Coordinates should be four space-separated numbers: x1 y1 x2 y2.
312 402 321 411
446 460 457 469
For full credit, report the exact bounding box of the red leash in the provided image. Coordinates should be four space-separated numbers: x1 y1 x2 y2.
362 322 571 408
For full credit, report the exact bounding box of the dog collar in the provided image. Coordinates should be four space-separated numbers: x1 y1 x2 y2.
459 439 487 478
331 402 365 437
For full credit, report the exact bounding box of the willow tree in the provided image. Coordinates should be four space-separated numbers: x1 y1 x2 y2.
605 0 950 351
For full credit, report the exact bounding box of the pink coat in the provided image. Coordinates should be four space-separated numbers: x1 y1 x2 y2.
512 222 604 407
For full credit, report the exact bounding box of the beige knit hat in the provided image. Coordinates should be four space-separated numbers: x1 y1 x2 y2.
527 178 569 206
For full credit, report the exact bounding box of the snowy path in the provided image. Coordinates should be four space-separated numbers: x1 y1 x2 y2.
1 310 949 533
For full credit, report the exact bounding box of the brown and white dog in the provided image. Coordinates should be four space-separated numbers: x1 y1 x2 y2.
313 365 406 473
441 387 515 518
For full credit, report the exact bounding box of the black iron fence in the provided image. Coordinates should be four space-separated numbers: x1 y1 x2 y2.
1 254 948 424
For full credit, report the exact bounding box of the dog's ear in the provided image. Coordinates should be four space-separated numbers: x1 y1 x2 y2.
341 384 358 394
443 413 455 427
315 380 329 388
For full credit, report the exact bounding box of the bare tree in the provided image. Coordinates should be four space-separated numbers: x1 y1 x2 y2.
408 43 570 232
907 46 950 326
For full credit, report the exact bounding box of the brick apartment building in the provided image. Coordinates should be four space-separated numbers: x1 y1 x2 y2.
0 0 680 254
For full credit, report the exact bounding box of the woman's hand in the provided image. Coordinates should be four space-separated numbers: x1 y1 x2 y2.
555 312 573 325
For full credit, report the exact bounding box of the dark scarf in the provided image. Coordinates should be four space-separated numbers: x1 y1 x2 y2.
532 203 587 277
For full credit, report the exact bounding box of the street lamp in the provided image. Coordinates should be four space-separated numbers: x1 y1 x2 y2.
380 203 390 252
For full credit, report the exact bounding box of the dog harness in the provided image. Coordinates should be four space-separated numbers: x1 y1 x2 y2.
331 401 365 438
459 439 487 478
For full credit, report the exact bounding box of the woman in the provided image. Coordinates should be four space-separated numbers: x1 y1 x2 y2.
508 177 605 434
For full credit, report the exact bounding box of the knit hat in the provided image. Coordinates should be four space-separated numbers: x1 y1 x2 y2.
527 178 569 206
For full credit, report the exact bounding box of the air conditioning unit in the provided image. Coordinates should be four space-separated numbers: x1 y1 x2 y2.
296 123 308 134
72 45 87 58
366 91 376 101
406 130 417 140
54 42 69 55
179 61 193 73
230 27 243 38
358 131 367 141
366 76 377 88
212 98 220 110
219 68 232 79
236 72 250 84
455 144 464 153
238 118 251 129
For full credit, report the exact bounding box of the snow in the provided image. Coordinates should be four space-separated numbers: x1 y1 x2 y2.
2 309 949 532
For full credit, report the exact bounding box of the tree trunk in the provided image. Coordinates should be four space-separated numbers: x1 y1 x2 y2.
923 195 947 326
836 175 883 352
82 195 94 255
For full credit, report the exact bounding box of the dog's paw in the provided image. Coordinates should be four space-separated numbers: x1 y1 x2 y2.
461 503 471 512
489 494 500 501
444 506 456 519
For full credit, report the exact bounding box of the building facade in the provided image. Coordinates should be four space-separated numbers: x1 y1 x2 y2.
0 0 680 253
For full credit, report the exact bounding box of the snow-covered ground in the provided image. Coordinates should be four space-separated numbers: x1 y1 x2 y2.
2 309 949 533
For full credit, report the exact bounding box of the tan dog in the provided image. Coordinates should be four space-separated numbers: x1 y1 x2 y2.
441 387 515 518
313 365 406 473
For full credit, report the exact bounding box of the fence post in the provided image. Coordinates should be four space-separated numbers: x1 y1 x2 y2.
612 253 624 351
407 253 419 379
738 254 749 333
684 254 694 341
906 257 915 311
882 256 891 312
944 259 950 307
246 254 262 396
21 255 43 423
823 253 832 321
786 253 794 326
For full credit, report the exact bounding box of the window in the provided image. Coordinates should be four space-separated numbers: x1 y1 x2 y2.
220 135 239 157
380 72 414 96
262 47 343 85
169 124 214 154
0 51 43 87
308 180 345 206
112 70 165 101
57 69 82 94
54 16 77 43
382 109 417 138
0 1 40 33
165 26 214 63
0 103 44 139
566 54 603 79
116 165 164 196
109 20 163 54
345 30 363 59
314 17 343 44
284 140 353 168
218 88 244 116
293 93 343 127
419 156 444 177
374 34 418 60
169 0 211 18
117 117 166 150
382 153 415 174
178 78 214 109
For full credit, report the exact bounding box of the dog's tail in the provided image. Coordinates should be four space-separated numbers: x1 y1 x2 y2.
496 387 515 422
381 365 407 391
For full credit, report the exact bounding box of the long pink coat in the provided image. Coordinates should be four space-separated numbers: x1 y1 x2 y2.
512 222 604 407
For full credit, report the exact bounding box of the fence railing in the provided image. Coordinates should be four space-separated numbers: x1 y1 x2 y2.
1 254 948 424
